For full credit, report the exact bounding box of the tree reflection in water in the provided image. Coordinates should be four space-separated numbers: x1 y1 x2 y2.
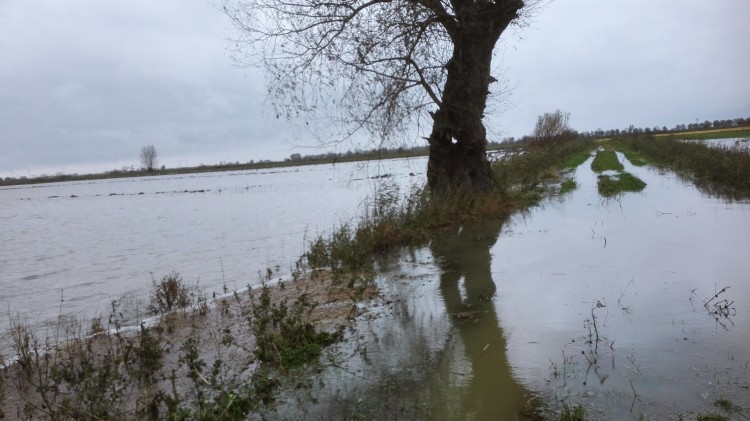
431 219 536 420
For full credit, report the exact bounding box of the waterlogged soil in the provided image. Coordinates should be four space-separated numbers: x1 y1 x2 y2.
275 151 750 420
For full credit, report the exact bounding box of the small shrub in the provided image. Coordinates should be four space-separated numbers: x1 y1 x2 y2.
249 285 342 369
530 109 577 147
148 272 197 315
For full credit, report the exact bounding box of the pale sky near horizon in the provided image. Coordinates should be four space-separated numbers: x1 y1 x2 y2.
1 0 748 178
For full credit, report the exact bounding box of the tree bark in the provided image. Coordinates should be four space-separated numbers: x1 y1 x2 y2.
427 1 522 194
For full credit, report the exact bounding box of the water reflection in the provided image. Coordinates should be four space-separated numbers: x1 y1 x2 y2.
276 219 537 420
431 219 534 420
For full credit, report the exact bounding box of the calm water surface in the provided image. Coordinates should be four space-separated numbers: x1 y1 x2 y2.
0 158 425 338
286 151 750 420
495 153 750 418
2 148 748 419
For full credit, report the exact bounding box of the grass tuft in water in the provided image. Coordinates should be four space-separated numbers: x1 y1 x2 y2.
597 172 647 197
559 404 586 421
559 178 577 194
713 398 740 414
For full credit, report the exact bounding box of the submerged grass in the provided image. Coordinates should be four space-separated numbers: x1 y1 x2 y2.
597 172 647 197
560 178 577 194
590 149 624 172
559 404 587 421
619 148 648 167
614 136 750 199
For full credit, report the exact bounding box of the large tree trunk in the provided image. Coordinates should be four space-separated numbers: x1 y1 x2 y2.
427 2 523 194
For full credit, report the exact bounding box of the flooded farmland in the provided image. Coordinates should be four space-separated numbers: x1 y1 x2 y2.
1 142 749 419
280 150 750 420
0 158 425 345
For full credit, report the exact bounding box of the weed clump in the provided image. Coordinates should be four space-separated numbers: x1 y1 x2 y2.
560 178 577 194
249 285 342 369
148 272 205 315
559 404 586 420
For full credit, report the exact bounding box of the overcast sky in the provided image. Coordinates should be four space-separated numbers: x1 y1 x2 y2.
1 0 748 178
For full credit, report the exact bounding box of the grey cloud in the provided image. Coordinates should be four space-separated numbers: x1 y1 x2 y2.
1 0 749 176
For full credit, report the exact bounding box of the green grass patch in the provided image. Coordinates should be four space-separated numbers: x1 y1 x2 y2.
559 178 577 194
597 172 646 197
590 149 624 172
563 149 593 170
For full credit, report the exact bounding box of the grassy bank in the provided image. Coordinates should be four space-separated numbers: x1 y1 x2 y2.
1 270 376 420
613 136 750 199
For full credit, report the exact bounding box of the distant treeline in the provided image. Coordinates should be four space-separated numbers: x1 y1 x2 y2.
3 115 748 187
496 115 750 144
1 143 505 187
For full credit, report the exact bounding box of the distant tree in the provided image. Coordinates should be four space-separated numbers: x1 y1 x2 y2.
140 145 158 172
530 110 574 145
225 0 542 193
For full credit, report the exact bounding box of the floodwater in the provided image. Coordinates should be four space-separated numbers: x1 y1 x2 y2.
2 146 749 419
0 158 424 343
280 151 750 420
495 153 750 418
690 136 750 152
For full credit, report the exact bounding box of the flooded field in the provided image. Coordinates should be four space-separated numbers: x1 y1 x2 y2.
2 142 748 419
690 137 750 152
0 158 424 342
284 150 750 420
